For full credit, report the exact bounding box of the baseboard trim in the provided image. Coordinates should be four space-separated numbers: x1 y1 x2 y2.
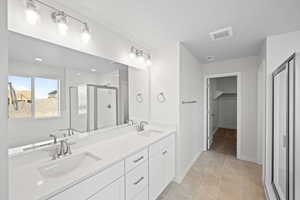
238 154 261 165
174 150 202 183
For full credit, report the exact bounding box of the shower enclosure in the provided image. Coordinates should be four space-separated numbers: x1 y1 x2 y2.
272 53 299 200
69 84 127 132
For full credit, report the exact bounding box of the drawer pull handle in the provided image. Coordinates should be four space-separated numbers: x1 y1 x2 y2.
133 156 144 163
133 177 144 185
162 150 168 155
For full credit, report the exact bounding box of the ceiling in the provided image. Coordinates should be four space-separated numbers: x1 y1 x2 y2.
8 32 127 73
56 0 300 63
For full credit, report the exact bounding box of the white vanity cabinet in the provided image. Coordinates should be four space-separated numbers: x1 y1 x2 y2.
149 135 175 200
48 133 175 200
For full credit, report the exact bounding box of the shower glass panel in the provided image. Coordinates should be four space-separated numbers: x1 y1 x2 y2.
273 66 288 200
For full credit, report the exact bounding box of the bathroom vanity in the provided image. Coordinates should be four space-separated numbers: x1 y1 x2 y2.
9 126 175 200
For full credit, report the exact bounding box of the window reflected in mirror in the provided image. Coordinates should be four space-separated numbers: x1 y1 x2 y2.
34 78 60 118
8 76 32 118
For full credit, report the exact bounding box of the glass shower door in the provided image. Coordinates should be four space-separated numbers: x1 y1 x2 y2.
273 66 288 200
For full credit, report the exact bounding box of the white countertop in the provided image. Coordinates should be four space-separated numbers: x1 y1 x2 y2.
9 125 176 200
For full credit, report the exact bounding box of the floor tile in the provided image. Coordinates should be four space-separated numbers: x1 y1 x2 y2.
157 128 265 200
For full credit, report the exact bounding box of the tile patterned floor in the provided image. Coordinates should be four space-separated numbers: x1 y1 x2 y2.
158 128 265 200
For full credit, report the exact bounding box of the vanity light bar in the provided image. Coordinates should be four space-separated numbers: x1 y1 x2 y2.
129 46 152 66
25 0 91 43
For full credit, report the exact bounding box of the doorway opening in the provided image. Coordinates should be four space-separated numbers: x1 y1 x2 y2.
204 73 241 158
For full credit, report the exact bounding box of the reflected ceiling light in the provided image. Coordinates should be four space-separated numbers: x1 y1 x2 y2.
52 11 68 36
81 23 91 43
25 0 40 25
35 57 43 62
91 68 97 72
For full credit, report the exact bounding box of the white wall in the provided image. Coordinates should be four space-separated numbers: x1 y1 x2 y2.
264 30 300 200
177 43 203 182
0 0 8 199
257 43 266 167
150 43 179 125
203 56 259 163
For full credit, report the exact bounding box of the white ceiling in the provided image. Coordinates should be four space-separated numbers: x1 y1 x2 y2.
56 0 300 63
8 32 127 73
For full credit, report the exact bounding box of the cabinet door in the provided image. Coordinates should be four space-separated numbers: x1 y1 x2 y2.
132 188 148 200
162 137 175 189
88 177 124 200
149 135 175 200
149 153 164 200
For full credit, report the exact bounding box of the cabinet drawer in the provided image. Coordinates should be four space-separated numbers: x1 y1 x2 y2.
149 134 174 158
49 161 124 200
132 187 148 200
126 161 148 200
125 148 148 172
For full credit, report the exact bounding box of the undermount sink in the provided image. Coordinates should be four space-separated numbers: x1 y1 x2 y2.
138 129 163 137
38 152 101 178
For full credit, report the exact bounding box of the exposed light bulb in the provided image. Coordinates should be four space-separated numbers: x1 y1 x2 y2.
146 55 152 66
146 59 152 66
25 0 39 25
52 11 68 36
129 52 136 59
81 23 91 43
138 55 145 63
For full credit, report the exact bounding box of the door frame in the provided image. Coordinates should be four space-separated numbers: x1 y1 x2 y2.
203 72 241 159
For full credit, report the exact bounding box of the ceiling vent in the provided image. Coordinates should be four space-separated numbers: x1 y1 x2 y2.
209 27 233 41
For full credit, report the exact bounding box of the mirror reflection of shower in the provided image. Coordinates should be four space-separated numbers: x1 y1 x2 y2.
69 71 129 132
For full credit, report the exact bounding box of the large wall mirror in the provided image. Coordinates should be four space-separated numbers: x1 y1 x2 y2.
8 31 150 148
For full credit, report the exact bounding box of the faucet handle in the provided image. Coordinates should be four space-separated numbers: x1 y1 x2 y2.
140 121 149 127
49 134 57 144
127 119 135 126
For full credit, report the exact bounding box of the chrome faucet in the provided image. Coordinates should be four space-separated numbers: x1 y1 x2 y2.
49 136 72 160
57 139 72 157
136 121 149 132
